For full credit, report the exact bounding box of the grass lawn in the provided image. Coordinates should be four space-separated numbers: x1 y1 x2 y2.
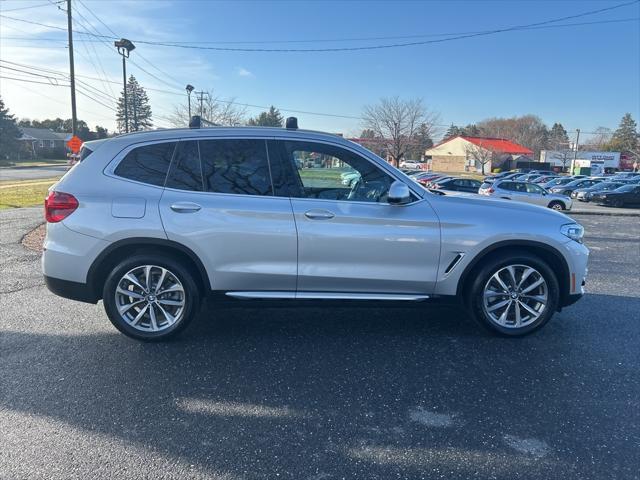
0 158 68 168
0 179 57 209
298 168 346 181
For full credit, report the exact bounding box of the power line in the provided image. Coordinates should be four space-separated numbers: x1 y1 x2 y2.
2 1 638 52
0 74 69 86
0 1 62 12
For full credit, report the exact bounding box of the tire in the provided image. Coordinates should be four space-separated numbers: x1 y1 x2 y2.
548 201 565 211
611 199 624 208
467 252 560 336
102 254 201 341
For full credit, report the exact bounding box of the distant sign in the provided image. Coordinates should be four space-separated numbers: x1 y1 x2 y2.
66 135 83 154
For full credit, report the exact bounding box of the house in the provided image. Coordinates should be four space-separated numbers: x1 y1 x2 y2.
19 127 71 159
425 136 533 173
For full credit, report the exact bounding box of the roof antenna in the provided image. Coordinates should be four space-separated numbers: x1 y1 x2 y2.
189 115 201 128
285 117 298 129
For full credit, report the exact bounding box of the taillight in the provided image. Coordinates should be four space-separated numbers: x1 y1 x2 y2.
488 188 495 193
432 184 441 189
45 191 79 223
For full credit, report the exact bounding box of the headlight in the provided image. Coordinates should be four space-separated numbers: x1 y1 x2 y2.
561 223 584 243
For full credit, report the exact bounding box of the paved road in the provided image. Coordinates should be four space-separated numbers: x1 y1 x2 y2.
1 208 639 480
0 165 67 182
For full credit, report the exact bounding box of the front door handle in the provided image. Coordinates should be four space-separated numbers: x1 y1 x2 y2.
304 209 335 220
170 202 201 213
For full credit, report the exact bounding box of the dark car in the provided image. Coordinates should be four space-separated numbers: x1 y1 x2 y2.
548 178 603 196
482 172 524 183
413 173 446 187
571 182 626 202
430 177 482 193
591 184 640 207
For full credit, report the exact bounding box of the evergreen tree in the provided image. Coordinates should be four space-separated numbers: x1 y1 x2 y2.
444 124 461 139
408 122 434 159
548 122 570 150
461 124 480 136
116 75 153 133
609 113 638 153
246 106 284 127
0 96 22 160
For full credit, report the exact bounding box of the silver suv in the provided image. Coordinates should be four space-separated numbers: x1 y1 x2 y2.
43 123 589 340
478 180 573 211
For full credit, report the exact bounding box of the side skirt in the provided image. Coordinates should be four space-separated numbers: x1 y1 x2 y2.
225 291 430 301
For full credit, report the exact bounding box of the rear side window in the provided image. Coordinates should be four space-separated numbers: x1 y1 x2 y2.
500 182 515 191
166 141 203 191
79 145 93 162
114 142 176 186
199 139 272 196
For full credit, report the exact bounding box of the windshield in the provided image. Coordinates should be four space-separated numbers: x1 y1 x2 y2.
614 185 635 192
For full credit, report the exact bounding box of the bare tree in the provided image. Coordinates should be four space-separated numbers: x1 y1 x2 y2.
464 141 502 175
168 90 246 127
551 150 573 172
476 115 548 159
583 127 613 150
362 97 439 167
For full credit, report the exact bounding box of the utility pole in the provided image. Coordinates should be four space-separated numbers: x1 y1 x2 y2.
195 90 206 120
66 0 77 137
571 129 580 174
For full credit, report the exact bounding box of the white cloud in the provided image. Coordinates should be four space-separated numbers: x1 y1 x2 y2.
237 67 254 78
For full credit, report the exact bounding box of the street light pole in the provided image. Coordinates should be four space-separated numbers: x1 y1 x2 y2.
186 84 194 123
114 38 135 133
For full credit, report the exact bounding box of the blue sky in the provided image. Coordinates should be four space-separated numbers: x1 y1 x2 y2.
0 0 638 141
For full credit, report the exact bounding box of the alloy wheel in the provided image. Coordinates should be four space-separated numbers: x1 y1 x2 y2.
482 264 548 329
114 265 186 332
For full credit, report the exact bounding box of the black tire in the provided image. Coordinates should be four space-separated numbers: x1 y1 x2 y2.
466 252 560 337
102 254 201 341
548 200 565 211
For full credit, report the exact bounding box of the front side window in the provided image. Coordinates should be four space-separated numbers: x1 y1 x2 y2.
280 141 395 203
114 142 177 186
199 139 272 196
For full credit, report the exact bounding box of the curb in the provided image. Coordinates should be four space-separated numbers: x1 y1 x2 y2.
569 211 640 217
0 164 68 170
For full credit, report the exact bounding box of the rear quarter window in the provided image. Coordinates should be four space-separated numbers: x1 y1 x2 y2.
114 142 177 187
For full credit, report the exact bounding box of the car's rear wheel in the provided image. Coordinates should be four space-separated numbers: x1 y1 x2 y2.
468 253 560 336
103 254 201 341
548 200 564 211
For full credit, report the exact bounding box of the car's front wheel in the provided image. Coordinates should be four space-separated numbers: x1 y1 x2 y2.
548 200 565 211
468 253 560 336
102 254 201 341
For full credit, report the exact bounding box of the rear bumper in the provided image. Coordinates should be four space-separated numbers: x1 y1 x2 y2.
561 292 584 308
44 275 98 304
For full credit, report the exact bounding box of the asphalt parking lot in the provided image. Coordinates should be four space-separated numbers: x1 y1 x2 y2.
1 208 639 480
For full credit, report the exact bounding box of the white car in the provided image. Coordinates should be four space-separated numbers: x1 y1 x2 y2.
399 160 424 170
479 180 572 211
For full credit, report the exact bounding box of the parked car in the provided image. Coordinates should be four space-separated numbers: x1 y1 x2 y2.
612 172 640 181
541 177 577 189
548 178 604 196
430 177 482 193
591 184 640 207
483 172 525 183
340 170 361 187
43 123 588 340
529 170 556 176
412 173 445 187
479 180 572 211
425 176 452 188
399 160 426 170
571 182 626 202
518 174 543 183
532 175 560 184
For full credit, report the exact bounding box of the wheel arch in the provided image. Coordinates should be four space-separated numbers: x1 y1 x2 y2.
456 240 570 306
87 238 211 300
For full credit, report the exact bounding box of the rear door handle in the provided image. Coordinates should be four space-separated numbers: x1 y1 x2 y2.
170 202 201 213
304 209 335 220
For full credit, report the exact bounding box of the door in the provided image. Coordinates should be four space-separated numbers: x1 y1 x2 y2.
524 182 549 206
273 140 441 295
159 139 297 292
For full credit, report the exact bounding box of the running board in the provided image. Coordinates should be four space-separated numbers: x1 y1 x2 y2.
225 291 429 301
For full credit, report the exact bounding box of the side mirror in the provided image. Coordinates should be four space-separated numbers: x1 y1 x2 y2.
388 181 411 205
